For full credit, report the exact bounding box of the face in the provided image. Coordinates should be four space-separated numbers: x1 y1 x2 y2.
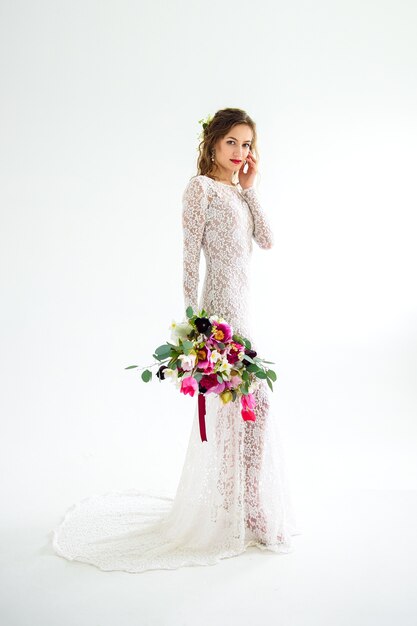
213 123 253 177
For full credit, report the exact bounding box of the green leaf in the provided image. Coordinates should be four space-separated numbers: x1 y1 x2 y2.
155 344 172 357
186 306 194 318
181 340 194 355
241 370 249 381
194 372 203 382
216 342 226 350
244 338 251 349
141 369 152 382
243 354 255 364
153 353 171 362
124 365 138 369
266 369 277 382
255 370 267 379
246 363 260 373
241 382 249 395
216 374 223 384
266 377 274 392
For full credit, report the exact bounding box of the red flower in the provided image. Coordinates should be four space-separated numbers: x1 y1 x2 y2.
226 341 245 365
199 372 225 394
241 407 256 421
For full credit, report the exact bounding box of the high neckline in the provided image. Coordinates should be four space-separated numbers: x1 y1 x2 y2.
203 175 239 188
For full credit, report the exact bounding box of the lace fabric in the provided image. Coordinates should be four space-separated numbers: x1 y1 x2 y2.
51 174 301 573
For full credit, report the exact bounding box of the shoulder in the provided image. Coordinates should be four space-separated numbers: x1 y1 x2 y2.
184 174 211 190
182 175 212 201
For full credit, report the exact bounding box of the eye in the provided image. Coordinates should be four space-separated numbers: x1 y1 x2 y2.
227 140 252 148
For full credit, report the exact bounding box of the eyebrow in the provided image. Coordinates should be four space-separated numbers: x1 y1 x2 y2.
227 136 252 142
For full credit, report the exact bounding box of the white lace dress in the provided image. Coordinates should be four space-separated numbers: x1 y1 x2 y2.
51 174 301 572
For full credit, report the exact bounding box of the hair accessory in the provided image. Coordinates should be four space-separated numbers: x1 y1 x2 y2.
197 113 214 143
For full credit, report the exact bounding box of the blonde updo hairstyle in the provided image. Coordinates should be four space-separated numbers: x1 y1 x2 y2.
196 107 260 187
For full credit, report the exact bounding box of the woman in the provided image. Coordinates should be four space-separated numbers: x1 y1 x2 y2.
52 107 300 573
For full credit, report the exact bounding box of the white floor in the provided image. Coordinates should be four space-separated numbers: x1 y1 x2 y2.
1 489 416 626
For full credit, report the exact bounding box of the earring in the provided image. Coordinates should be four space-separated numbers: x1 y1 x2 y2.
211 150 215 162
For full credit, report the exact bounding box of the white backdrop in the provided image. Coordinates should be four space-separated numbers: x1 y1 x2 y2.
1 0 416 535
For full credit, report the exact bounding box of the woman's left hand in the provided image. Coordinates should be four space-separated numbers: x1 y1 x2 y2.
238 151 258 189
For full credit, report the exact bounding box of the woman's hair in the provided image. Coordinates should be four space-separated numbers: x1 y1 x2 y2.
196 107 259 185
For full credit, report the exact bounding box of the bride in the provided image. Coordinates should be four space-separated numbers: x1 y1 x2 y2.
52 107 300 572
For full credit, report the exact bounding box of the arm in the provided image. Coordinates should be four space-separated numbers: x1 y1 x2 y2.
182 177 207 314
241 186 274 249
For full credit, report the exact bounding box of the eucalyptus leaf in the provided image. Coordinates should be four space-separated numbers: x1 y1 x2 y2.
155 344 172 356
181 340 194 355
141 369 152 382
255 370 267 379
125 365 138 369
186 306 194 318
266 377 274 392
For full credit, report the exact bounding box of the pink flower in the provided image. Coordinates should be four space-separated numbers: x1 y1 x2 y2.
210 321 233 345
195 345 212 371
241 393 256 421
180 375 198 397
241 392 256 410
229 374 242 388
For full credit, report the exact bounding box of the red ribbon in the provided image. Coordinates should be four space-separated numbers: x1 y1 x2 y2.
198 393 207 442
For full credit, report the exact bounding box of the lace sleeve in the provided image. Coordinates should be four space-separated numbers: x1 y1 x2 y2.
241 186 274 249
182 176 208 314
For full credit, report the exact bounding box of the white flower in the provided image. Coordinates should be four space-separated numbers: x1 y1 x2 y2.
163 368 178 382
210 349 222 363
209 314 226 324
218 359 232 377
169 320 193 344
178 352 196 371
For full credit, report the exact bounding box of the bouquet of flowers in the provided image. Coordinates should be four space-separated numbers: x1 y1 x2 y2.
125 306 277 442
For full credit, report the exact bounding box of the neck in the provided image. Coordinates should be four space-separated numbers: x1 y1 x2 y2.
212 165 237 185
